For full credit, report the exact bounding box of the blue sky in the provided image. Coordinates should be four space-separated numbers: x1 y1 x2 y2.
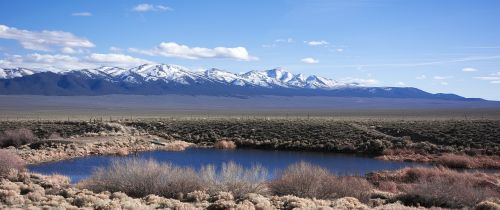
0 0 499 100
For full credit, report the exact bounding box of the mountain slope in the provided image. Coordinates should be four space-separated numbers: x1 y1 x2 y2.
0 64 480 100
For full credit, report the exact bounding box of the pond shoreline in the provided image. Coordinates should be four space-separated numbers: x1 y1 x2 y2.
8 134 194 165
1 121 499 209
2 120 500 169
28 147 431 184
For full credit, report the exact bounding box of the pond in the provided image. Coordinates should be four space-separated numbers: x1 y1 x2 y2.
28 148 427 183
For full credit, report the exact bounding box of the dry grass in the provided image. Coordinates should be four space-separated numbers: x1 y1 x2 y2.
214 140 237 149
115 148 129 156
0 149 25 177
0 128 37 148
269 162 373 202
269 161 331 198
368 167 500 208
396 175 498 208
325 176 374 203
379 149 500 169
78 159 203 198
74 158 500 208
200 162 268 198
162 140 193 151
79 159 268 199
436 154 500 169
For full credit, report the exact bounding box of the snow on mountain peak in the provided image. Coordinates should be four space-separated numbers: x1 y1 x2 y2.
0 64 357 89
0 68 37 79
126 64 200 84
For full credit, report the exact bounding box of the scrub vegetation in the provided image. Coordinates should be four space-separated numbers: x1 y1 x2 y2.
0 119 499 209
76 160 500 209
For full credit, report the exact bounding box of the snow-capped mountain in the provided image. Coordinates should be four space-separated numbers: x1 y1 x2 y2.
0 68 37 79
0 64 476 100
45 64 352 89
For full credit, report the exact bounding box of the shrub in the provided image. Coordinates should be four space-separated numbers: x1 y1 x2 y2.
475 200 500 210
78 158 204 198
0 150 25 177
115 148 129 156
269 162 331 198
200 162 268 198
436 153 475 168
0 128 37 148
395 176 498 208
324 176 373 203
436 154 500 169
368 167 500 208
47 132 62 139
79 159 267 199
269 162 372 201
214 140 237 149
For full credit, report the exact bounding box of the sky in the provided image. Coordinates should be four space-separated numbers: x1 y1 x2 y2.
0 0 499 100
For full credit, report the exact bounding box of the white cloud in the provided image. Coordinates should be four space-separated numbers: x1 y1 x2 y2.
60 47 86 54
328 55 500 68
475 76 500 81
72 12 92 16
440 81 449 85
61 47 77 54
109 46 123 52
261 44 276 48
87 53 152 67
300 57 319 64
416 75 427 79
0 53 152 71
462 67 477 72
306 40 329 46
341 77 380 86
275 38 294 43
133 4 172 12
475 72 500 84
129 42 257 61
0 24 95 52
336 48 344 52
433 76 452 80
0 53 91 71
396 82 406 86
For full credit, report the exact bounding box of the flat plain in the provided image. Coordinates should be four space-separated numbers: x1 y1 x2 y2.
1 95 500 120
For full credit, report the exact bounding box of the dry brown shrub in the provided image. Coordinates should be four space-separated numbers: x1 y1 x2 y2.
474 200 500 210
79 159 269 200
47 132 62 139
269 162 331 198
325 176 373 203
162 140 193 151
377 181 398 193
0 150 25 177
269 162 373 202
382 148 426 156
78 158 204 198
436 153 475 168
115 148 129 156
0 128 37 148
396 176 498 208
368 167 500 208
200 162 268 198
214 140 237 149
436 154 500 169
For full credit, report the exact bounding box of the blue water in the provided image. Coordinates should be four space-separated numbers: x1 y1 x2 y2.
28 148 426 183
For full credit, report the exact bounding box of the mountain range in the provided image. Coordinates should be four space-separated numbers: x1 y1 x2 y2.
0 64 481 100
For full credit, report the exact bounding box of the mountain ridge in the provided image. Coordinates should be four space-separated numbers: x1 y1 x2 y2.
0 64 484 101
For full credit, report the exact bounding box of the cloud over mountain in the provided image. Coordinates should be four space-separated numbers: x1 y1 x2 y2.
129 42 257 61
